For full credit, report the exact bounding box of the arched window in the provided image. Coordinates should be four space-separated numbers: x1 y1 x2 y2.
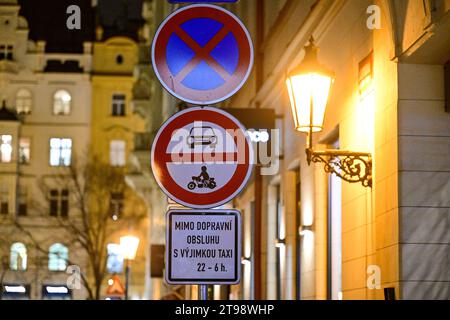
10 242 27 271
16 89 32 114
48 243 68 271
53 90 71 115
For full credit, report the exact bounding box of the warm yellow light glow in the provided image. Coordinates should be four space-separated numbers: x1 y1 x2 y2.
286 73 333 133
120 235 140 260
275 240 286 248
302 199 314 226
299 229 313 237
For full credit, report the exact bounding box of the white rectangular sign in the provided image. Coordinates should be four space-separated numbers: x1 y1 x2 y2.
165 210 241 285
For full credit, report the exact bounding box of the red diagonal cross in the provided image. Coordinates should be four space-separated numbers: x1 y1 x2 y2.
173 25 232 83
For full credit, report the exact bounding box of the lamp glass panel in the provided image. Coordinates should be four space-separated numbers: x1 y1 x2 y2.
120 236 140 260
286 78 300 129
287 73 332 133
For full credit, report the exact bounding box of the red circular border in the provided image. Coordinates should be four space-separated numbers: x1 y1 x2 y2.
152 5 253 105
152 108 252 208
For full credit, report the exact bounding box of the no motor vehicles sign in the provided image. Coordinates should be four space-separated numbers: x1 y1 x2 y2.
151 107 253 209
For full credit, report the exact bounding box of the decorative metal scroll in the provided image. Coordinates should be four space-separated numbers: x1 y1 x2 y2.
306 149 372 188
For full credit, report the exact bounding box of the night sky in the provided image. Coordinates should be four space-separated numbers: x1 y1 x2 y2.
18 0 143 53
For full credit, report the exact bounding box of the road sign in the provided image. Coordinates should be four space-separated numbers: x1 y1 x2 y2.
151 107 253 209
106 275 125 297
165 209 241 285
152 4 254 105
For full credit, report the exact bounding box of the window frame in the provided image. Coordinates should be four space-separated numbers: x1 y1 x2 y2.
10 242 27 271
19 137 31 165
109 140 126 167
17 186 27 217
106 243 124 274
0 44 13 61
52 90 72 116
16 89 33 115
49 138 72 167
48 189 69 218
0 134 13 163
0 185 8 215
109 192 124 219
48 243 69 272
111 94 126 117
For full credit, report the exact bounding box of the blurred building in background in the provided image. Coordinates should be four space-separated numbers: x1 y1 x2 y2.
90 8 147 301
0 0 153 300
0 0 92 300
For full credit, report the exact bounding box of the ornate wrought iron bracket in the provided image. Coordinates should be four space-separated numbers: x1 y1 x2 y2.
306 148 372 188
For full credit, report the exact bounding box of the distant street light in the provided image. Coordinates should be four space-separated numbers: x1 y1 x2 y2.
120 235 140 300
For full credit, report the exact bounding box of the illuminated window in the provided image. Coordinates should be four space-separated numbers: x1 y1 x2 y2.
106 244 124 274
0 135 12 163
16 89 32 115
110 140 125 167
42 285 71 300
50 138 72 166
10 242 27 271
48 243 68 271
53 90 71 115
19 138 31 164
111 94 126 116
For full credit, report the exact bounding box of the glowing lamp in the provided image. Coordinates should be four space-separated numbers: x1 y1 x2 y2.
286 37 334 134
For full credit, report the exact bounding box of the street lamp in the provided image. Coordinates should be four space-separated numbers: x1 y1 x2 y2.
120 235 140 300
286 36 372 188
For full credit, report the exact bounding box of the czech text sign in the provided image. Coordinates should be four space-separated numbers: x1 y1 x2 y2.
165 210 241 285
151 107 253 209
152 4 253 105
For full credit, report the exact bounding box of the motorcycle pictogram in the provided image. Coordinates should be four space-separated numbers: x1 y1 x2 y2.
187 166 217 190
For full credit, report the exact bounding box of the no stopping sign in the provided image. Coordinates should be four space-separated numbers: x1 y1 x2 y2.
152 4 254 105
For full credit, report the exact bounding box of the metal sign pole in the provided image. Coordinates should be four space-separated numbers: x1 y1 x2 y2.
198 285 208 300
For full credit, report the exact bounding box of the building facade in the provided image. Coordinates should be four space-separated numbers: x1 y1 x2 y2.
105 0 450 301
226 0 450 300
0 0 152 300
0 0 91 299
